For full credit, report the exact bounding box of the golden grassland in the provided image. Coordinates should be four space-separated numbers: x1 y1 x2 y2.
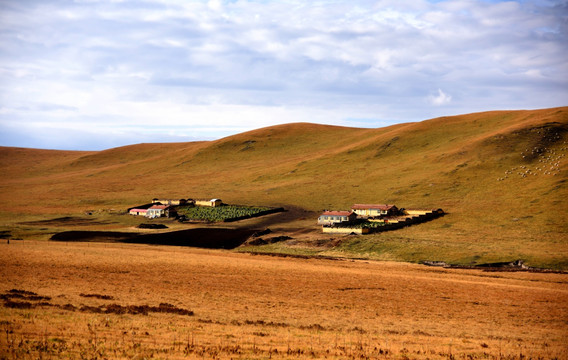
0 108 567 360
1 240 567 359
1 107 567 268
0 108 566 360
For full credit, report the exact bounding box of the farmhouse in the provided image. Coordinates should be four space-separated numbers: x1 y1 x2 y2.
318 203 444 235
195 199 223 207
129 208 148 216
318 211 357 226
146 205 175 219
351 204 399 217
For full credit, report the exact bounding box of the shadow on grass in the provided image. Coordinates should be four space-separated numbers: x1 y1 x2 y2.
50 228 257 249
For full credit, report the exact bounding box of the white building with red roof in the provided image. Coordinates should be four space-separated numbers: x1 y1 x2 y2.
146 205 172 218
317 211 357 226
351 204 399 217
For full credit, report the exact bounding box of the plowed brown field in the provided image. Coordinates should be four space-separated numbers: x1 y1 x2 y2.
1 240 566 359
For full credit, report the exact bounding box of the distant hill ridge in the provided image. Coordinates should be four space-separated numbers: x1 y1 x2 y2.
1 107 567 267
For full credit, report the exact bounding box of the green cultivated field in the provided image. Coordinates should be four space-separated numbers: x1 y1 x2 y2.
177 205 274 222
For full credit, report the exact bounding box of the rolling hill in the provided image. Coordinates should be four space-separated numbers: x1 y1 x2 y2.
1 107 567 268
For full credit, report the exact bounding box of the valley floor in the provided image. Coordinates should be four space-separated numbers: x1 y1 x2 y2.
1 240 567 359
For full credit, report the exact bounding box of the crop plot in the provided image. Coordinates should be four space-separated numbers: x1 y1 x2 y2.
177 205 282 222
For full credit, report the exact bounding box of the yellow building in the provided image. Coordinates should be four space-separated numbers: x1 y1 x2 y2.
195 199 223 207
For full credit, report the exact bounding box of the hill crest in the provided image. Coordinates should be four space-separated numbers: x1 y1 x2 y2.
1 107 567 267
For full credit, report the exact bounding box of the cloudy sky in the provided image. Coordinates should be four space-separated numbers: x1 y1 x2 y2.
1 0 567 150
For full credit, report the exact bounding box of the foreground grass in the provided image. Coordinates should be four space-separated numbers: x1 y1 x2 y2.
1 241 567 359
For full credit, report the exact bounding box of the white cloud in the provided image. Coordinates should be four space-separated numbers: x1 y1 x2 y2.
430 89 452 106
0 0 567 150
207 0 223 12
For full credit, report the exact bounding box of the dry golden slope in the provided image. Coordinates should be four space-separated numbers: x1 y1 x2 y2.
0 107 567 266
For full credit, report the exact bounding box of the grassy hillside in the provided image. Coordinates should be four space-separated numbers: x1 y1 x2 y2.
1 107 567 268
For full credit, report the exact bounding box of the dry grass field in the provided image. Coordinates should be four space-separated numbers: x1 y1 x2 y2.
1 240 567 360
0 108 567 359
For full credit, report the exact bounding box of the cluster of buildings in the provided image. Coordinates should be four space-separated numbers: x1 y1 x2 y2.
317 204 444 234
127 198 443 235
128 198 222 219
318 204 399 226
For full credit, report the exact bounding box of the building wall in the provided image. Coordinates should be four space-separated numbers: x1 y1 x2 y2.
352 209 367 216
195 199 222 207
353 208 383 216
153 199 186 206
353 207 398 217
322 227 369 235
318 213 358 225
404 209 444 216
318 215 345 225
146 209 164 218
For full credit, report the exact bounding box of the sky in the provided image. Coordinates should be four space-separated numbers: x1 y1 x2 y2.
0 0 567 150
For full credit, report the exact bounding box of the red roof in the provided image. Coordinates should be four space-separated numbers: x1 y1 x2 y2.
130 208 148 212
321 211 353 216
149 205 170 210
352 204 396 210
